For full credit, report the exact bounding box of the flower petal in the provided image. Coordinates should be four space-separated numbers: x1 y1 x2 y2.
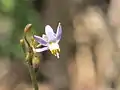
56 23 62 42
45 25 56 42
35 47 49 52
33 35 47 46
42 34 48 41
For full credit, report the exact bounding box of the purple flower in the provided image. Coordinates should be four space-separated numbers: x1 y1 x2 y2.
33 22 62 58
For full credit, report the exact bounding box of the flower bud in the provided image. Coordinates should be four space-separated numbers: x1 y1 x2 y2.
24 24 32 33
32 56 40 71
20 39 26 53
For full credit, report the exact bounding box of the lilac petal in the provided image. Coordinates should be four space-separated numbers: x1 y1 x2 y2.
33 35 47 46
35 47 49 52
56 23 62 42
45 25 56 42
42 34 48 41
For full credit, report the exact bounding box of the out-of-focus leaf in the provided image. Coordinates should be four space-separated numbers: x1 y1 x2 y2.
28 8 44 35
0 0 15 12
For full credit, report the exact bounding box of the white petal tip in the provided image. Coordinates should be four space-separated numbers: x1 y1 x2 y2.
58 22 61 25
45 25 51 28
33 35 38 38
56 53 60 59
57 56 59 59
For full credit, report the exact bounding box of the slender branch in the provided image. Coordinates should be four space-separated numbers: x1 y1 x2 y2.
20 38 39 90
27 63 38 90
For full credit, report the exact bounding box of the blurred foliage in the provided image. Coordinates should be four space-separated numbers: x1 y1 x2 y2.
0 0 15 13
0 0 44 59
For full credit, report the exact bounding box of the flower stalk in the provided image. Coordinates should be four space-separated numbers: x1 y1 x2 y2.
20 24 39 90
27 62 38 90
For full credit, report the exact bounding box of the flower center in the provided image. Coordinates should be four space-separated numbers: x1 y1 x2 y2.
48 42 60 58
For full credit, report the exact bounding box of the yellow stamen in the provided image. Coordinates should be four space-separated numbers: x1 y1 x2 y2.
49 42 60 58
50 49 60 58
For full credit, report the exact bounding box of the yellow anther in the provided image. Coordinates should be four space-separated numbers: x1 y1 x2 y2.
50 49 60 57
51 50 54 54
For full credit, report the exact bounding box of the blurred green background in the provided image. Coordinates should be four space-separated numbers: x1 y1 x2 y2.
0 0 44 59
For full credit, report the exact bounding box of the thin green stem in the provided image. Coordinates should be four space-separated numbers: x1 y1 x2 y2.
27 63 38 90
20 29 39 90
